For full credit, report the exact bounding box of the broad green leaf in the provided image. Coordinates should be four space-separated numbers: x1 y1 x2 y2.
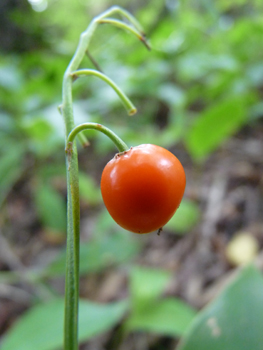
78 172 101 206
126 298 196 337
94 209 119 233
1 298 128 350
22 118 53 141
34 183 66 234
130 266 171 305
127 267 196 337
20 115 63 157
177 265 263 350
44 232 141 277
37 164 66 182
165 199 200 234
185 97 247 161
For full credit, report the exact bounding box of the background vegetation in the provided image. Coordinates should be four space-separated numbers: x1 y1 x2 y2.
0 0 263 349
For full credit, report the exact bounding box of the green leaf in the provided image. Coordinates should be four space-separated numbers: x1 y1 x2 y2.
185 97 247 161
127 267 196 336
127 298 196 337
130 266 171 305
20 115 63 157
177 265 263 350
34 183 66 234
22 118 53 141
78 172 101 206
44 232 141 277
1 298 128 350
165 199 200 234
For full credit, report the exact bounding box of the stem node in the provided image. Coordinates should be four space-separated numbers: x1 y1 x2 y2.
65 142 73 155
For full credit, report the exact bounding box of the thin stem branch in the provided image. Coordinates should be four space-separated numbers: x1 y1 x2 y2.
98 18 151 50
94 5 144 33
115 7 145 33
86 50 104 72
71 69 137 115
66 123 129 154
77 131 90 147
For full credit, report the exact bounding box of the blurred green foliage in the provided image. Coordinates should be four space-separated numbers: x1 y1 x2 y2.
44 211 142 277
125 266 196 336
1 0 263 349
1 298 128 350
1 0 263 230
1 266 196 350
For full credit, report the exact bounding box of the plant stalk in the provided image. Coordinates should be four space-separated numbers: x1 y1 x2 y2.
61 6 148 350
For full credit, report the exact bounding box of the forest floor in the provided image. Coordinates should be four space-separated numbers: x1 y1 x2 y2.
0 120 263 350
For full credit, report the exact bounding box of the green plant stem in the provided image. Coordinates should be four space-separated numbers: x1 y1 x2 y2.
98 18 151 50
77 131 90 147
61 6 147 350
71 69 137 115
62 23 95 350
66 123 129 154
86 50 104 72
